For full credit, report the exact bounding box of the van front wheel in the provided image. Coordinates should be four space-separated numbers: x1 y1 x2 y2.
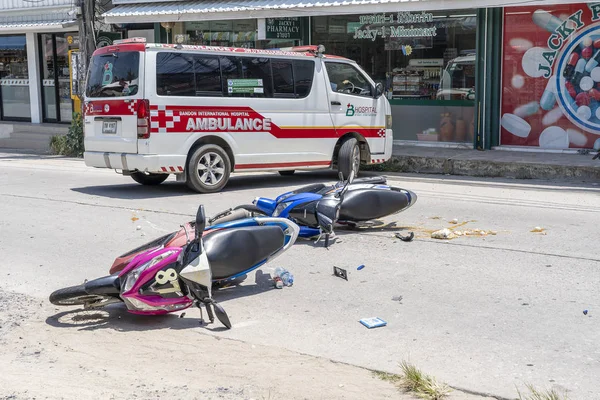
187 144 231 193
131 172 169 186
338 138 360 179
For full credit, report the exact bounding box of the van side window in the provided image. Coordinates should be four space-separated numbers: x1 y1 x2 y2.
156 53 314 99
194 56 222 95
156 53 196 96
221 56 272 98
241 57 272 98
271 59 294 97
325 62 373 98
293 60 315 98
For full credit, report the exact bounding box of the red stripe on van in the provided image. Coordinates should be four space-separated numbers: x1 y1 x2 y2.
236 161 331 170
148 105 386 140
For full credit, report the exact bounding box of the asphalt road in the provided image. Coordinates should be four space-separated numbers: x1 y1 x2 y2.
1 152 599 399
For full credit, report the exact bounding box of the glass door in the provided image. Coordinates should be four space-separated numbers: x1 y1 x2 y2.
40 33 57 121
56 34 73 122
39 33 76 123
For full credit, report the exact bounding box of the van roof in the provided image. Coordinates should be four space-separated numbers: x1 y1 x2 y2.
93 41 352 62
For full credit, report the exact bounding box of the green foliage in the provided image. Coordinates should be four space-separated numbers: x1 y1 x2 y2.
49 113 84 157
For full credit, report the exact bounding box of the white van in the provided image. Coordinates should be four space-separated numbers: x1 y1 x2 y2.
83 38 392 193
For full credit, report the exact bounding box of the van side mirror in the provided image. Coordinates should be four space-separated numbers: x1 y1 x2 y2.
375 83 384 98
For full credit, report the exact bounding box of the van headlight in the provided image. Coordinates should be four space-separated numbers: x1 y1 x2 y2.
386 115 393 129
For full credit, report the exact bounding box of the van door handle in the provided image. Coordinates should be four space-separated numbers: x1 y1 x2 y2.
331 101 341 106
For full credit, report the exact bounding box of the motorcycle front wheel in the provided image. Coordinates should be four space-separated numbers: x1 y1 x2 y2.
49 285 114 307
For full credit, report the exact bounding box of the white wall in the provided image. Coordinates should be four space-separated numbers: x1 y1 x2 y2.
26 32 42 123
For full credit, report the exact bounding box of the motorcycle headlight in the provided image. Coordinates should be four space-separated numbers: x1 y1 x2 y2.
122 250 178 293
273 201 293 217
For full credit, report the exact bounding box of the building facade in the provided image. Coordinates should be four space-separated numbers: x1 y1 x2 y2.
102 0 599 151
0 0 79 123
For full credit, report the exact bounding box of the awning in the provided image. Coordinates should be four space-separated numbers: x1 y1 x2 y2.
104 0 590 23
0 35 26 50
0 12 76 33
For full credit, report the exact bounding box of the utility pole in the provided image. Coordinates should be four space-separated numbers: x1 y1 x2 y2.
75 0 97 109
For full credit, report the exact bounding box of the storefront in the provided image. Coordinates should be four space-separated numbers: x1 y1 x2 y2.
104 0 600 151
0 0 78 124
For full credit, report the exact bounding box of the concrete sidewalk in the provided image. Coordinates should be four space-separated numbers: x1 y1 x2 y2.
387 145 600 181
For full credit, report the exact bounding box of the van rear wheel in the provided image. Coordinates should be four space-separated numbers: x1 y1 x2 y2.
338 138 360 179
187 144 231 193
131 172 169 186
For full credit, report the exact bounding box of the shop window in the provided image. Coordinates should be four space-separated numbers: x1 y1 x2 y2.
0 35 30 120
156 53 195 96
325 62 373 97
293 60 315 98
311 11 477 143
87 51 140 97
272 59 294 97
194 56 222 95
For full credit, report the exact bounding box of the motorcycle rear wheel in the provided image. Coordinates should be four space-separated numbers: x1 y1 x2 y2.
49 285 112 307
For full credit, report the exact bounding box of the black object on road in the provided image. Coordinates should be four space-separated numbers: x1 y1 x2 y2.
333 266 348 281
395 232 415 242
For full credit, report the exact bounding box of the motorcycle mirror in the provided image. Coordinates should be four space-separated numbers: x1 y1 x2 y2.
347 169 355 184
195 205 206 240
213 302 232 329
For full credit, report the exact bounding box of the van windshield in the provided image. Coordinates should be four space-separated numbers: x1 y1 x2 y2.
86 52 139 97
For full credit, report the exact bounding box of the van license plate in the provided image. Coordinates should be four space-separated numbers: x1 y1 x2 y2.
102 121 117 134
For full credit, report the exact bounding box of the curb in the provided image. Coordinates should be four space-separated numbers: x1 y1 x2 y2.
367 155 600 181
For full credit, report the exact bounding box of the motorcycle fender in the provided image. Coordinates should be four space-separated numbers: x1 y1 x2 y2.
180 245 212 297
85 275 121 295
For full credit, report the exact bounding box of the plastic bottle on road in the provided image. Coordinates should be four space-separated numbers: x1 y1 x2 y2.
274 267 294 286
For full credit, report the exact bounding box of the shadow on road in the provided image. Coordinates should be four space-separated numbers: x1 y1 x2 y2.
44 270 277 333
70 170 382 200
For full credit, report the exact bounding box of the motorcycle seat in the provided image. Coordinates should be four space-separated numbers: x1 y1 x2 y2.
352 176 387 185
204 225 284 280
292 183 327 194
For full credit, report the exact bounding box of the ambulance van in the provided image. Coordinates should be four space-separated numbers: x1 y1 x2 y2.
83 38 393 193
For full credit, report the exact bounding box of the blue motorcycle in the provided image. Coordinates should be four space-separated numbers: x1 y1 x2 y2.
209 172 417 246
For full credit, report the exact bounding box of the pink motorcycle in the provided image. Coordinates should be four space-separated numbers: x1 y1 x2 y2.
49 205 299 329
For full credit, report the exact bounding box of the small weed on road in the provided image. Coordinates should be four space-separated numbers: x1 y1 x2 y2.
373 361 451 400
517 384 569 400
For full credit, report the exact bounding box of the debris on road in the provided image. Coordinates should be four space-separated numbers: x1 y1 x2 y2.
431 228 456 240
273 277 284 289
357 265 365 270
274 267 293 286
450 218 459 224
136 225 142 231
359 317 387 329
333 267 348 281
583 310 589 315
395 232 415 242
531 227 546 233
392 296 403 303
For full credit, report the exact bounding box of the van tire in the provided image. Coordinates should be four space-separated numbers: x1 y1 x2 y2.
131 172 169 186
338 138 360 179
278 170 295 176
186 144 231 193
